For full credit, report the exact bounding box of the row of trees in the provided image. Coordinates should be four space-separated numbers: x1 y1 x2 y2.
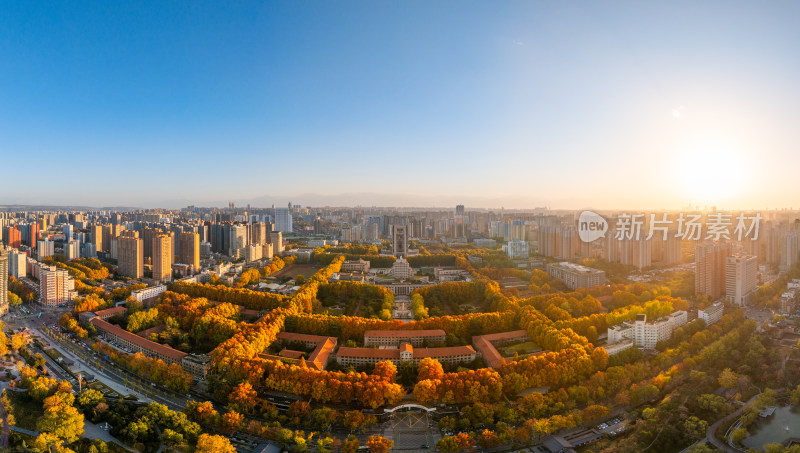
92 342 193 393
168 280 291 311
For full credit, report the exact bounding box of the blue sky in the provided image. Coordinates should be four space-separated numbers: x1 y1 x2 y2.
2 1 799 209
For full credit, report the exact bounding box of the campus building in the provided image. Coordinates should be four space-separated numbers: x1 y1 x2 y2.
363 329 446 347
472 330 530 368
606 311 688 349
546 262 606 290
698 302 724 326
335 343 476 367
89 316 212 380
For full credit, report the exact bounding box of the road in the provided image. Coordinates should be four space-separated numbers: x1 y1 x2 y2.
705 393 761 453
5 305 192 412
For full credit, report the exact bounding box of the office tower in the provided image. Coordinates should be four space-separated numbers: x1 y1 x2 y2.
91 224 103 253
118 231 144 279
275 208 293 233
695 241 732 301
726 254 758 306
153 233 173 282
455 205 465 217
179 232 200 272
269 231 283 254
38 239 55 259
40 266 76 307
392 225 408 258
0 248 7 315
65 239 81 260
251 222 267 245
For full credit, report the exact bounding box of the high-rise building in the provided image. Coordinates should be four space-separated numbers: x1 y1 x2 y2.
726 254 758 306
251 222 267 245
152 233 173 282
3 226 21 249
179 232 200 272
62 224 74 240
0 247 8 315
118 231 144 279
90 224 103 253
269 231 283 254
695 241 732 301
40 266 76 307
620 237 652 271
38 239 55 259
228 224 247 258
8 249 27 278
275 208 293 233
65 239 81 260
393 225 408 258
781 231 799 272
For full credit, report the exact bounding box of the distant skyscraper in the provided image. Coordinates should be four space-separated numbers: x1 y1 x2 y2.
152 233 173 282
393 225 408 258
695 241 732 301
275 208 293 233
118 231 144 279
455 205 465 217
726 254 758 306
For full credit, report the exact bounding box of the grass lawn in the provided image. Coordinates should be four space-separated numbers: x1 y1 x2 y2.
6 390 43 431
499 341 542 357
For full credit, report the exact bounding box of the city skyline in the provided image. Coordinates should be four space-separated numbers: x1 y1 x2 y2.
3 2 800 208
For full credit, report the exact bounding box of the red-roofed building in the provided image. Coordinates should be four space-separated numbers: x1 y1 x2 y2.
364 329 446 347
273 332 338 370
90 317 212 379
335 342 475 367
472 330 531 368
93 306 127 321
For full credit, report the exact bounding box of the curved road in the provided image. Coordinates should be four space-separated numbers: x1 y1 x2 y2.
705 394 761 453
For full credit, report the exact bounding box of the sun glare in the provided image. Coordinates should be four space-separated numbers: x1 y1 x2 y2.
676 140 747 205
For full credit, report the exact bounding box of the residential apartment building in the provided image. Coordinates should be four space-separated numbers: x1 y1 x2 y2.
152 233 173 282
726 254 758 306
118 231 144 279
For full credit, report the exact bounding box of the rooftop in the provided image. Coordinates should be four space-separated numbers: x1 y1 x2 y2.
364 329 446 338
90 318 187 362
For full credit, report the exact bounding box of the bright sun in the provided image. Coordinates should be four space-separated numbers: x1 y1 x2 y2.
676 140 747 206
